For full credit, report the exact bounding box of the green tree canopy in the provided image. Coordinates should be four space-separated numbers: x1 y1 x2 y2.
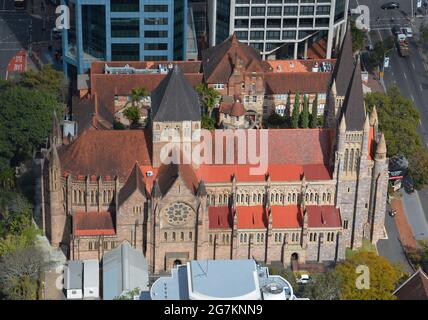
291 92 300 128
0 85 63 164
299 94 309 128
335 252 401 300
18 65 67 102
310 94 318 128
201 115 216 130
365 86 428 188
131 87 149 107
123 106 141 127
302 270 342 300
351 20 365 52
196 84 220 116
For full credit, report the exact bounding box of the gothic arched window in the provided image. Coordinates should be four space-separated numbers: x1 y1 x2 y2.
344 149 349 172
349 149 355 172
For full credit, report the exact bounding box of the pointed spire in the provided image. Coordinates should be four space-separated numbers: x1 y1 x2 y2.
376 134 387 158
196 180 207 197
342 62 365 131
333 22 354 97
339 115 347 132
231 32 239 47
370 105 378 126
151 179 162 198
364 113 370 132
51 110 62 147
331 79 337 96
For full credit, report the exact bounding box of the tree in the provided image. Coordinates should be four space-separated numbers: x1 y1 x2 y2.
123 106 141 128
291 92 300 128
299 94 309 128
18 65 67 102
0 85 63 164
310 94 318 128
335 252 401 300
196 84 220 116
419 23 428 45
365 86 428 188
201 115 216 130
114 287 141 300
131 87 149 107
267 111 286 128
0 246 45 300
301 270 342 300
351 20 365 53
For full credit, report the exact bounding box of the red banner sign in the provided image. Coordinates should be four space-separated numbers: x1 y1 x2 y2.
6 49 27 76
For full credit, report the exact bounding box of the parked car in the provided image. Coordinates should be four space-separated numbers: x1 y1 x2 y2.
296 274 311 285
381 2 400 9
391 25 401 35
401 27 413 38
403 176 415 193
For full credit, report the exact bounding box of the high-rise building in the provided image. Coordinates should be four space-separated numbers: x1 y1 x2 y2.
62 0 188 77
208 0 349 60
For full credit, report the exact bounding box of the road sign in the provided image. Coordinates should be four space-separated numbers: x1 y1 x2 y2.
6 49 27 80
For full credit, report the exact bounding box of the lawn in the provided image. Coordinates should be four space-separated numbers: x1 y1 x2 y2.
345 238 377 260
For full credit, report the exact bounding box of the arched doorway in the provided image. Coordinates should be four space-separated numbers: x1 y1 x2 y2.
290 252 299 271
173 259 182 267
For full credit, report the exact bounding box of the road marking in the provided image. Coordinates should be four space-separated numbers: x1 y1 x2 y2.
404 73 407 80
411 94 415 102
412 62 416 70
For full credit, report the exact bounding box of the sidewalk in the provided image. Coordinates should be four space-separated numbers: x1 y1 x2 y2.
391 197 417 250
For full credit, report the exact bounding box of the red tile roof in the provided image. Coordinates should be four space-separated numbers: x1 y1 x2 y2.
59 129 152 180
73 211 115 236
220 100 246 117
209 206 233 229
265 72 332 94
202 33 265 84
236 206 268 229
306 205 341 228
271 205 303 228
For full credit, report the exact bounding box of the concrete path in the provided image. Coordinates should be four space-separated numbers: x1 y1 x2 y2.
401 190 428 240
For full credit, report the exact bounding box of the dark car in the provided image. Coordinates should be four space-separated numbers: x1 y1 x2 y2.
391 25 401 35
403 176 415 193
381 2 400 9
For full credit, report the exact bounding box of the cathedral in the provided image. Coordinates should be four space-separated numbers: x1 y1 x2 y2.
42 29 388 274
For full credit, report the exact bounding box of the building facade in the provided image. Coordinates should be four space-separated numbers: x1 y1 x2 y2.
43 28 388 275
61 0 188 76
208 0 349 59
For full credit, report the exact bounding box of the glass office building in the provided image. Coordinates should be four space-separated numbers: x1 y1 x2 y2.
62 0 188 76
208 0 348 59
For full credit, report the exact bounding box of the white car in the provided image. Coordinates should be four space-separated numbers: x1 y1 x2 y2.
401 27 413 38
296 274 311 284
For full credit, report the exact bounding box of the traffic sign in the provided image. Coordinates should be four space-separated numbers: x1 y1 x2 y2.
6 49 27 80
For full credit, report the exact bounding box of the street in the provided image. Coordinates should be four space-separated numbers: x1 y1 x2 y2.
0 0 56 79
349 0 428 267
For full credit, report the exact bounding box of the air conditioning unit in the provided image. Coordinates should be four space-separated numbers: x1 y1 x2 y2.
146 171 154 177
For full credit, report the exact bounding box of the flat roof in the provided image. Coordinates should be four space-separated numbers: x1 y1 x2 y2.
188 260 260 300
83 260 99 288
65 261 83 290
